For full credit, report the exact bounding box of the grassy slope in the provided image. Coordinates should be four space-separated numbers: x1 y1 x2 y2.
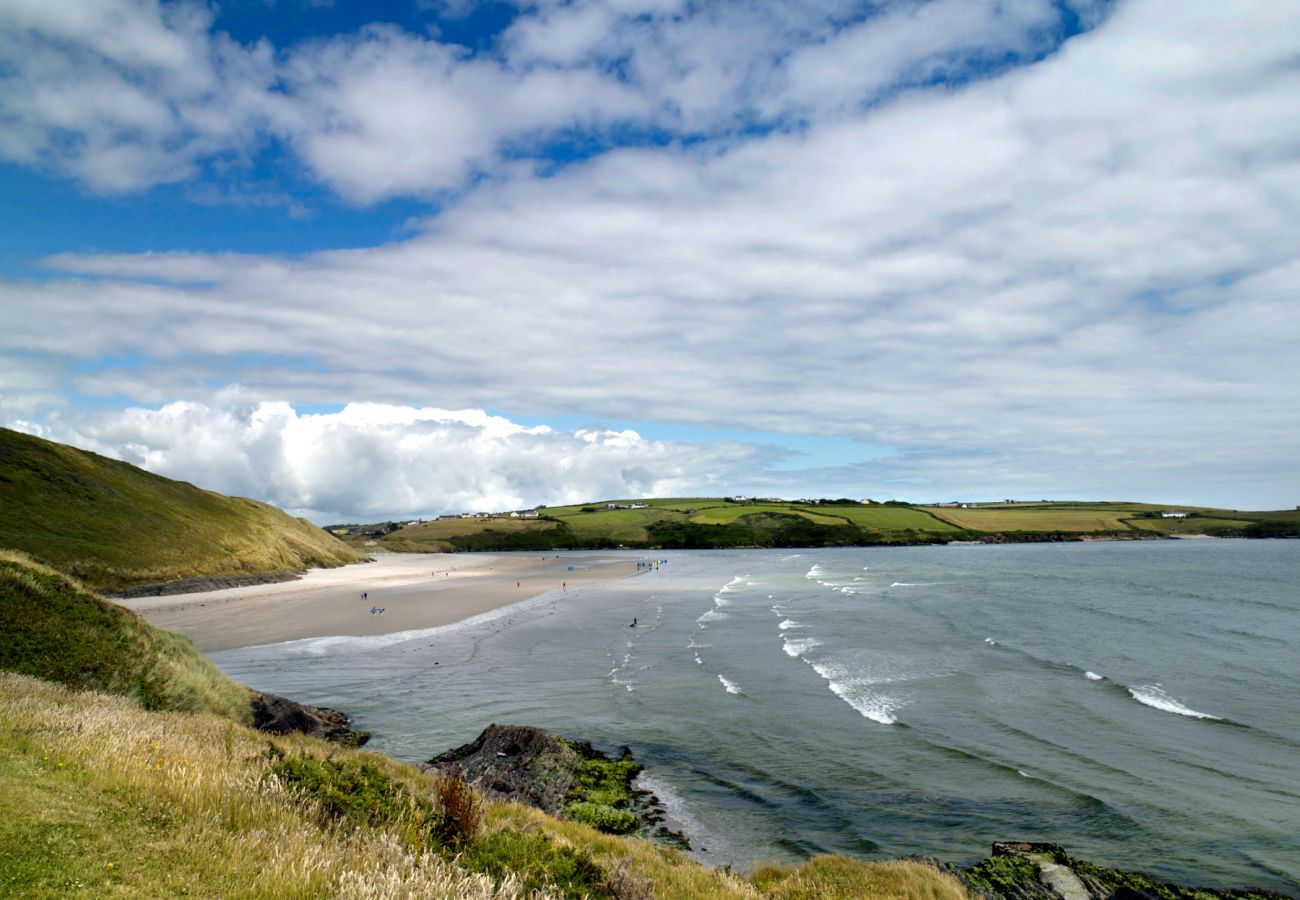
0 428 366 591
0 672 971 899
0 551 250 723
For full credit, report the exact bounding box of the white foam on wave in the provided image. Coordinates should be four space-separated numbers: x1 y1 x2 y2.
718 575 746 593
686 635 711 649
1129 684 1220 720
696 609 728 625
694 653 704 665
782 637 822 658
984 637 997 645
808 660 899 725
890 581 942 587
249 588 561 656
805 564 823 580
1085 671 1104 681
713 594 733 607
718 674 742 695
778 618 802 630
839 586 858 595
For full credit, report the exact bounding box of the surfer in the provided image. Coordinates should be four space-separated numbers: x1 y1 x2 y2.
630 617 637 628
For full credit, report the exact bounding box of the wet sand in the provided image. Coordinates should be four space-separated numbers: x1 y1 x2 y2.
119 552 639 652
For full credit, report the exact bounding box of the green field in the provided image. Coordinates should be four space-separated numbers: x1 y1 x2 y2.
816 506 965 533
0 428 365 591
923 507 1138 532
688 504 847 526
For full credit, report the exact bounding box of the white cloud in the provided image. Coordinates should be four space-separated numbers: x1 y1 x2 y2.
2 0 1299 508
18 400 774 521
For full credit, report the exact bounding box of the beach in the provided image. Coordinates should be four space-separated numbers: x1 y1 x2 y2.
120 551 638 652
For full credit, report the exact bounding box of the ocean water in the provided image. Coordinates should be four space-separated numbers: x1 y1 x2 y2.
213 541 1300 893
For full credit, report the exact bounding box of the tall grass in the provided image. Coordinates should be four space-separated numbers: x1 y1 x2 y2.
0 551 250 723
0 672 976 899
0 673 547 898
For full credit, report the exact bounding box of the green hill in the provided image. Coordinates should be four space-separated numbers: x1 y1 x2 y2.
0 428 366 592
348 497 1300 553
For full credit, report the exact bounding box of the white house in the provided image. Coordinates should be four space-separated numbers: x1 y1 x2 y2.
1161 511 1189 518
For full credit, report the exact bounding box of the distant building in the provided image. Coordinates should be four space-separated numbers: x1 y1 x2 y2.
1161 511 1189 518
858 499 873 505
518 510 539 518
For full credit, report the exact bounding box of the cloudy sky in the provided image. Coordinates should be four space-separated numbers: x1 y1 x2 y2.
2 0 1297 522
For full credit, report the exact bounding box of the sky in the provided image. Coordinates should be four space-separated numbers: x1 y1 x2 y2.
2 0 1298 523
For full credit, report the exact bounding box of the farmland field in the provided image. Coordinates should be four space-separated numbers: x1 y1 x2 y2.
1129 517 1252 534
923 507 1135 532
688 504 847 526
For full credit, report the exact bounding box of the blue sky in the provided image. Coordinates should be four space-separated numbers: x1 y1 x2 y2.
2 0 1298 521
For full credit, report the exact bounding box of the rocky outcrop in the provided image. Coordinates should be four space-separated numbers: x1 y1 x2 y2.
427 723 580 813
963 842 1289 900
426 723 687 844
250 691 370 747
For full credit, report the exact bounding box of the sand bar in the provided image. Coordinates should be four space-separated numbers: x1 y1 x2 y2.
119 552 639 653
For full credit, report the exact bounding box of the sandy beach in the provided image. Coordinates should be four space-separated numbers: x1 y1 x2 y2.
119 552 639 653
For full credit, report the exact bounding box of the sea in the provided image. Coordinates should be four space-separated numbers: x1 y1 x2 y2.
212 540 1300 894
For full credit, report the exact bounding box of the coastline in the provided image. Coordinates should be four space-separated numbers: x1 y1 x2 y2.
119 551 639 653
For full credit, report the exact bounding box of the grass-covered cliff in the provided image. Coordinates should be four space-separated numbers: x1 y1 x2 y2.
0 427 366 592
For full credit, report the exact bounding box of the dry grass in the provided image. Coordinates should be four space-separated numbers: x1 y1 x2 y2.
0 672 978 898
752 856 971 899
0 673 551 899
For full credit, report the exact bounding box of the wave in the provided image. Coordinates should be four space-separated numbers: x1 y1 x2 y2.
805 564 823 580
718 674 743 695
1085 671 1104 681
718 575 747 593
696 609 729 625
713 594 733 607
1128 684 1221 720
694 653 704 665
778 618 802 630
805 659 900 725
782 637 822 658
237 587 561 656
889 581 944 587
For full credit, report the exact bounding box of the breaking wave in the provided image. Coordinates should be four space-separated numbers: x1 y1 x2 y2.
718 674 743 695
1129 684 1221 720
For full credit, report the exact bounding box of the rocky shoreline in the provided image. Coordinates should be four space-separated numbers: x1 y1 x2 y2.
421 725 1293 899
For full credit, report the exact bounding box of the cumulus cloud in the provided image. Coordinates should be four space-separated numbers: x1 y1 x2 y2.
19 400 774 521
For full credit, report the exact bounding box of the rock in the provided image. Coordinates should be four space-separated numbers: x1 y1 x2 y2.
250 691 370 747
426 723 581 814
426 723 689 846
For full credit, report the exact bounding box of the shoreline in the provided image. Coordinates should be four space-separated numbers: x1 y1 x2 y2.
120 551 640 653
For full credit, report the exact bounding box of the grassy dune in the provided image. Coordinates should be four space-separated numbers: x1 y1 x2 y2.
0 551 250 723
0 428 366 591
0 672 973 899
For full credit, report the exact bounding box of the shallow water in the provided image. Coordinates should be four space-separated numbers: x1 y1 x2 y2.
214 540 1300 892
